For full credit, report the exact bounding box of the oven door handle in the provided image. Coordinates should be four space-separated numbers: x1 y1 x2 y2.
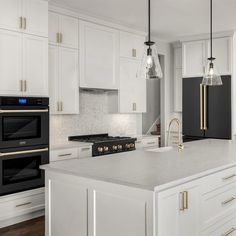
0 148 49 157
0 109 49 113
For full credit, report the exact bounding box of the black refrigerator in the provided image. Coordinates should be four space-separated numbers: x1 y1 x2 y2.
183 75 231 142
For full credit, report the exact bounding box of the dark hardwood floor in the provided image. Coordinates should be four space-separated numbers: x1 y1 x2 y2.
0 217 44 236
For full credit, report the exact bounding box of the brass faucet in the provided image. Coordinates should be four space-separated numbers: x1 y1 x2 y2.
167 118 184 151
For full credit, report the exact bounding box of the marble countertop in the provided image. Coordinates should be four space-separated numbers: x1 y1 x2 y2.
43 139 236 191
50 141 93 150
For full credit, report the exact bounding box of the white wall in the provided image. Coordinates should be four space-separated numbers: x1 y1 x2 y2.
50 90 142 145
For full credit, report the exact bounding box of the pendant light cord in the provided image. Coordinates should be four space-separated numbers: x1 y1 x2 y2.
148 0 151 42
210 0 213 61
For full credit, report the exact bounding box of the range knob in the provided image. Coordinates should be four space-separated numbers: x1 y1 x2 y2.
112 145 118 151
104 146 109 152
125 144 131 149
130 143 135 148
118 145 123 150
97 147 103 153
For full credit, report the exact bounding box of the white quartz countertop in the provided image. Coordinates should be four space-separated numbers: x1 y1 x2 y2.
42 139 236 191
50 141 93 150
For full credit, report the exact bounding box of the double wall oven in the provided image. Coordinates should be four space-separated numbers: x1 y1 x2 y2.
0 97 49 196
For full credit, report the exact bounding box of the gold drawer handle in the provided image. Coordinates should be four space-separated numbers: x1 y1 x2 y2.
223 174 236 181
15 202 32 208
222 197 236 206
222 228 236 236
180 191 188 211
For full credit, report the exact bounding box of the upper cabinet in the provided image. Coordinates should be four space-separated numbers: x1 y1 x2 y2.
0 0 48 37
182 37 232 78
79 20 119 90
120 31 145 60
49 11 79 49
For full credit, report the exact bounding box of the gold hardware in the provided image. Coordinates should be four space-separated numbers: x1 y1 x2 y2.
19 17 23 29
223 174 236 181
58 153 72 157
222 197 236 206
56 33 60 43
200 84 203 130
20 80 23 92
0 109 48 113
180 192 185 211
167 118 184 151
203 85 207 130
60 33 63 43
15 202 32 208
132 103 136 111
60 102 63 112
57 102 60 112
0 148 48 157
222 228 236 236
81 147 91 151
23 17 26 30
184 191 188 209
132 48 137 57
23 80 27 92
180 191 188 211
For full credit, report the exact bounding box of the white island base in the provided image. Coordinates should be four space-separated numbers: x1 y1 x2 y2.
43 140 236 236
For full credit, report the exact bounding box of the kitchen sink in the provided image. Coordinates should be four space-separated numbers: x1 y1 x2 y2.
146 146 173 153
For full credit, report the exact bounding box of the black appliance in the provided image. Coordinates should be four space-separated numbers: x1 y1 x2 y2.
0 97 49 196
69 134 137 157
183 76 231 141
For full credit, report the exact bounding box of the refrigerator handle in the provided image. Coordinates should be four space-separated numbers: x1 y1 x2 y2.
200 84 203 130
203 85 208 130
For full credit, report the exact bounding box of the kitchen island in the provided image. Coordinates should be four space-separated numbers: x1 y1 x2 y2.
41 139 236 236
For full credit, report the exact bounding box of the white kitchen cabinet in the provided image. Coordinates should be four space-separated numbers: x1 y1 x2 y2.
0 29 22 96
23 34 48 96
182 40 206 78
157 181 200 236
49 11 78 49
0 0 48 37
22 0 48 37
120 31 145 60
173 44 182 112
49 45 79 114
109 58 146 113
79 20 119 90
206 37 232 75
0 29 48 96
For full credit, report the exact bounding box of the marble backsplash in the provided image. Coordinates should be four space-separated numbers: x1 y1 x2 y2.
50 90 142 145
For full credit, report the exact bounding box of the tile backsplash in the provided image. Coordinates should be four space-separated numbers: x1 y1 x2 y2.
50 90 142 145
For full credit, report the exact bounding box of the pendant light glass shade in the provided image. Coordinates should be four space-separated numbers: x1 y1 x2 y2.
138 44 163 79
202 60 222 86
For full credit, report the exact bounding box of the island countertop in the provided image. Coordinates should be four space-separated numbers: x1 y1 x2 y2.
41 139 236 191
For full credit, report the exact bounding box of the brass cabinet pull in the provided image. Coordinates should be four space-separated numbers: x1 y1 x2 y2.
58 153 72 157
60 102 63 112
223 174 236 181
23 17 26 30
24 80 27 92
200 84 203 130
20 80 23 92
132 103 137 111
180 191 188 211
203 85 207 130
19 17 23 29
132 48 137 57
15 202 32 208
222 228 236 236
0 148 48 157
222 197 236 206
60 33 63 43
57 33 60 43
81 147 91 151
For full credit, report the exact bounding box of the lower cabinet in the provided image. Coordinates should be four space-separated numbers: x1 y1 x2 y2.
157 181 200 236
49 45 79 114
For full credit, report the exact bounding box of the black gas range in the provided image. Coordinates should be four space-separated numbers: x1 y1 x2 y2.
69 134 137 157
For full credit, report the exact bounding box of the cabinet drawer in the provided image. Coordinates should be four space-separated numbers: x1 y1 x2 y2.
50 148 78 162
142 138 159 148
201 183 236 228
0 193 44 220
201 166 236 194
203 213 236 236
78 146 92 158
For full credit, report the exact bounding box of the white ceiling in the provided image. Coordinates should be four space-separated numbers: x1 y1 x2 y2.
52 0 236 41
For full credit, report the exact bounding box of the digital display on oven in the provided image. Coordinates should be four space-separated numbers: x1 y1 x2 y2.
18 98 27 105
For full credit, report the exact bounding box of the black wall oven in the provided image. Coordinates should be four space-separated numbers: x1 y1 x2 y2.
0 97 49 149
0 97 49 196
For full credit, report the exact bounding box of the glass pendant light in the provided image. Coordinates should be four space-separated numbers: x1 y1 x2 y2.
202 0 222 86
138 0 163 79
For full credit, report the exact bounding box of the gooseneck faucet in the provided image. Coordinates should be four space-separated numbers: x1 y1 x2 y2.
167 118 184 151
